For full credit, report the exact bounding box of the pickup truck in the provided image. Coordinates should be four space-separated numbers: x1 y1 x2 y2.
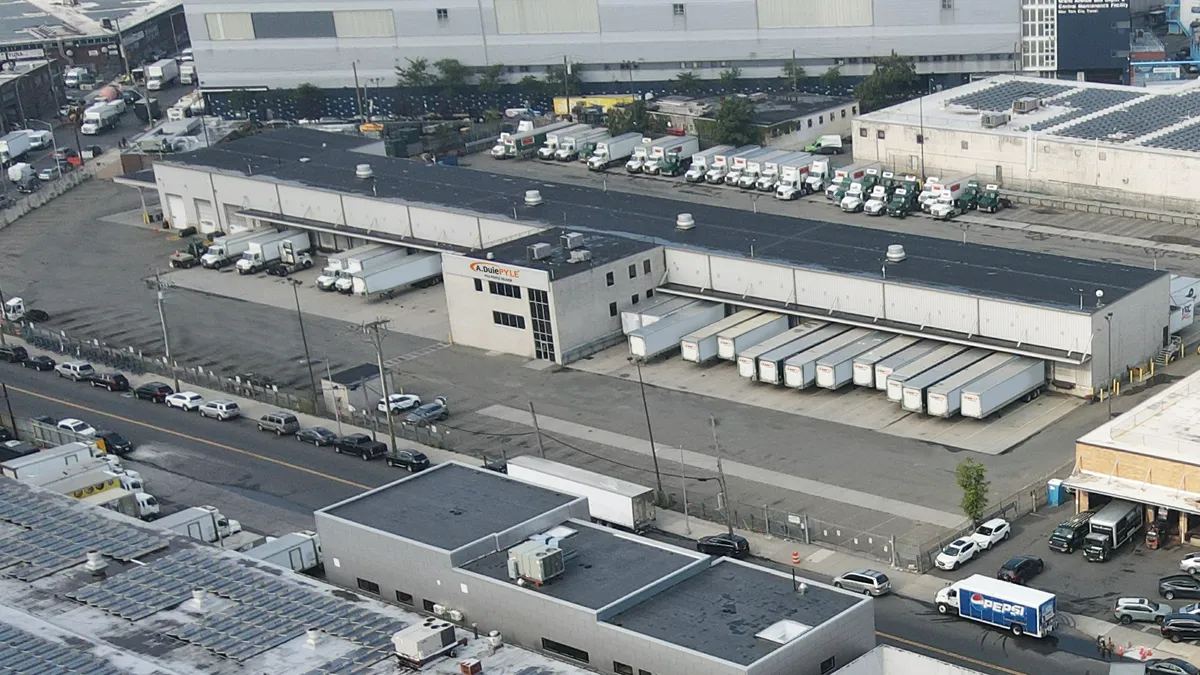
333 433 387 461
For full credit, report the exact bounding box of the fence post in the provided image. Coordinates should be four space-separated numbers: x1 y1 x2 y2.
803 514 811 545
763 505 769 535
890 535 898 569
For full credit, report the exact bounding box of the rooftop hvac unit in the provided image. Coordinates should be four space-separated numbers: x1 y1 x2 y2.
980 112 1010 129
507 541 565 584
1012 97 1040 114
392 620 457 663
561 232 585 250
567 249 592 264
527 242 552 260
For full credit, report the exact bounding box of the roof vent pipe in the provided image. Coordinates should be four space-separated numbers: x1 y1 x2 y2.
675 213 695 230
84 550 107 575
306 629 319 649
355 163 374 179
886 244 906 262
524 190 543 206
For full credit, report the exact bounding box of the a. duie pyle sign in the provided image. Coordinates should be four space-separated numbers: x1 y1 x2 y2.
470 261 521 281
463 258 550 290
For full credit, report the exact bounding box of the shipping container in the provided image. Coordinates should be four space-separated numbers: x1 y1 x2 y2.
716 313 788 360
783 328 873 389
885 344 970 402
628 302 726 359
758 324 848 385
681 310 762 363
815 331 895 389
900 349 991 413
736 324 825 379
926 354 1018 418
961 358 1047 419
507 456 655 531
852 336 921 387
873 341 942 391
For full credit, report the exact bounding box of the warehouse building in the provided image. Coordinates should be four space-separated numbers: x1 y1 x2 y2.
128 127 1170 395
852 75 1200 214
648 94 857 150
315 462 877 675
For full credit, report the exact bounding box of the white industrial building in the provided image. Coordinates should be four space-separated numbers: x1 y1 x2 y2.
853 75 1200 214
122 127 1170 399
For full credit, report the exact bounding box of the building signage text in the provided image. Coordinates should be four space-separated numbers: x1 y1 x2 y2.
470 261 522 281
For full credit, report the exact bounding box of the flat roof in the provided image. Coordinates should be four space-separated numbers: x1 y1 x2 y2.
158 128 1164 311
460 521 701 610
472 230 657 281
0 0 177 45
1077 367 1200 465
604 561 862 666
321 463 580 550
838 645 989 675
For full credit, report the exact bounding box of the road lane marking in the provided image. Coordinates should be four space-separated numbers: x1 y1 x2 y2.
877 631 1028 675
7 384 370 490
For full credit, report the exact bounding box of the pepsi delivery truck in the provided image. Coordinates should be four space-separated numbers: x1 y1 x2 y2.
934 575 1057 637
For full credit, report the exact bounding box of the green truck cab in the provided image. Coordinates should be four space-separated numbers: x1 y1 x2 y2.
976 184 1010 213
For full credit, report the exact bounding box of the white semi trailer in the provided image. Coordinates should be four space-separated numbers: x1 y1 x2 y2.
926 354 1018 418
335 248 410 292
244 531 322 572
815 332 896 389
884 345 970 402
507 456 656 531
851 336 921 388
900 349 992 413
155 505 242 543
681 310 762 363
736 325 823 379
961 358 1047 419
717 313 788 360
352 253 442 298
758 324 849 385
783 328 873 389
620 296 697 334
628 302 725 360
872 341 941 391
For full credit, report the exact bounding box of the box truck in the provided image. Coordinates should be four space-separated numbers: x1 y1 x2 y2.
200 228 276 269
155 505 242 543
81 488 161 520
737 325 823 379
684 145 732 182
588 132 643 171
352 252 442 298
494 121 576 159
736 149 792 189
180 62 197 85
507 456 655 531
885 344 970 402
724 147 776 186
1083 499 1142 562
556 128 609 161
757 152 811 192
926 354 1017 418
536 124 591 159
146 59 179 90
716 313 789 360
0 130 31 163
851 336 920 387
815 332 895 389
2 442 104 481
935 575 1056 638
627 136 671 173
317 244 384 290
80 102 122 135
244 531 322 572
758 324 849 385
334 247 410 292
628 302 726 360
873 341 941 391
706 145 759 184
900 349 991 413
235 230 311 274
783 328 873 389
960 358 1046 419
681 310 762 363
620 296 696 335
644 136 701 176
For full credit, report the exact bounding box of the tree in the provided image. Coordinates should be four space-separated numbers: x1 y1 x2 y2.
819 65 842 88
955 458 990 525
711 96 757 145
855 51 919 112
718 67 741 91
434 58 470 93
483 108 503 122
781 62 806 90
478 64 506 93
606 100 665 136
396 57 435 88
546 63 583 98
671 70 701 93
517 75 545 97
293 83 323 121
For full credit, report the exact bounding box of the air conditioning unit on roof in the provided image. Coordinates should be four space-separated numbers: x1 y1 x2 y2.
1012 97 1041 114
981 112 1010 128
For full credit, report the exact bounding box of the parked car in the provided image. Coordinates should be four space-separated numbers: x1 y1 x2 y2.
199 400 240 421
378 394 421 414
1114 597 1172 625
385 448 430 472
52 147 77 162
55 360 94 381
1162 575 1200 601
1 440 37 456
0 427 13 443
21 355 55 371
37 166 61 181
696 534 750 558
1146 657 1200 675
1180 603 1200 616
0 345 27 363
935 538 979 571
88 372 129 392
333 433 387 460
56 418 96 437
832 569 891 596
1162 614 1200 643
93 429 132 455
997 555 1044 585
134 381 174 403
1182 552 1200 575
165 391 204 411
295 426 338 446
970 517 1011 550
404 396 449 426
257 411 299 435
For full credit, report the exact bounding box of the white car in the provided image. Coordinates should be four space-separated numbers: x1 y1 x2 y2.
1182 552 1200 575
378 394 422 414
165 392 204 411
935 538 979 571
970 518 1011 550
56 418 96 437
1178 602 1200 616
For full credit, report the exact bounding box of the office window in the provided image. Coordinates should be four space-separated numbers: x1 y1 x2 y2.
436 7 448 20
821 657 836 674
646 288 654 298
819 115 824 123
858 127 867 137
474 278 482 292
631 294 639 305
489 281 522 299
628 263 637 279
643 259 651 274
638 671 652 675
961 140 969 150
609 302 617 317
841 109 846 118
423 599 437 612
614 663 634 675
672 3 685 15
493 311 526 329
356 578 380 595
941 0 952 8
606 271 614 287
529 289 555 361
876 130 886 140
396 591 414 605
542 638 589 663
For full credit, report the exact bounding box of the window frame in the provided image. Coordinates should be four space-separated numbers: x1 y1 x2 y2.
605 271 614 287
396 590 414 605
356 578 380 595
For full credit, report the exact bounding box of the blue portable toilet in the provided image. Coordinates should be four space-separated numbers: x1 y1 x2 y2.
1047 479 1066 506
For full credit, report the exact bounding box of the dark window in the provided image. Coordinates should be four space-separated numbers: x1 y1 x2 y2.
941 0 952 8
819 115 824 123
628 263 637 279
643 259 651 274
841 109 846 118
423 599 437 612
474 278 482 292
606 271 614 287
489 281 522 299
542 638 589 663
250 11 336 38
638 671 652 675
961 140 969 150
356 578 380 595
916 134 924 144
672 3 685 15
614 663 633 675
493 311 526 330
436 7 448 20
808 119 813 128
631 294 639 305
529 289 555 361
646 288 654 298
609 302 617 317
396 591 414 605
821 657 836 674
876 130 885 140
852 105 858 114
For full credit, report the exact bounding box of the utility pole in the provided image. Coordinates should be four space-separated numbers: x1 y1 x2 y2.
351 61 364 122
630 358 665 503
529 401 546 458
1 382 15 428
149 270 180 392
791 49 798 92
680 445 690 534
710 415 734 537
324 357 343 435
362 319 398 451
1105 311 1114 419
563 56 571 120
289 279 320 412
0 285 8 347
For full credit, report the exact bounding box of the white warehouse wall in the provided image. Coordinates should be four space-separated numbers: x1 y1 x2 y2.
442 254 547 360
1087 274 1171 394
550 248 666 362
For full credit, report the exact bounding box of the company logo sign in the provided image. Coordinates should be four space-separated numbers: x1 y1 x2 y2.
470 261 521 280
970 593 1026 617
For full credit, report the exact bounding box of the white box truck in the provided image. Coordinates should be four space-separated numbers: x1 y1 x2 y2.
681 310 762 363
180 62 197 85
0 130 31 163
200 228 274 269
621 296 696 335
873 341 941 391
935 575 1056 638
737 149 792 189
235 229 310 274
537 124 591 160
244 531 322 572
900 349 991 413
961 358 1047 419
815 332 895 389
737 325 822 379
644 136 700 176
146 59 180 90
717 313 788 360
851 336 920 388
758 324 849 385
626 136 666 173
684 145 732 183
81 102 122 135
317 244 383 290
334 247 410 292
628 302 725 360
724 147 776 186
783 328 872 389
2 442 104 481
556 128 609 161
353 252 442 298
507 456 656 531
588 132 643 171
927 354 1017 418
706 145 759 184
757 152 811 192
81 488 160 520
885 344 970 402
155 505 242 543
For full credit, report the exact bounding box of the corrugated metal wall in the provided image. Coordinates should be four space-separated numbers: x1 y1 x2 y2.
756 0 873 28
495 0 600 34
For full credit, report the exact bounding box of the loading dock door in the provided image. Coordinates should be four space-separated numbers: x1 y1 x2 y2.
223 204 250 233
166 194 187 229
194 199 216 231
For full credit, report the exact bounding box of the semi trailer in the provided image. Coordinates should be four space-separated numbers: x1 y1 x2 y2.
851 336 921 387
926 354 1018 418
960 358 1047 419
716 313 788 360
588 132 643 171
681 310 762 363
815 332 895 389
899 349 992 413
244 531 322 572
235 230 310 274
736 325 823 379
620 296 697 334
884 344 970 402
352 252 443 298
758 324 849 385
507 456 656 531
334 247 409 292
873 341 941 391
317 244 385 290
628 302 726 360
684 146 732 182
783 328 873 389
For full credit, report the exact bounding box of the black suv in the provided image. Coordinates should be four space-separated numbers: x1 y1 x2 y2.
89 373 130 392
385 448 430 472
0 345 27 363
696 534 750 558
134 381 174 403
94 429 132 455
1047 511 1093 553
997 555 1044 585
1162 614 1200 643
333 433 387 461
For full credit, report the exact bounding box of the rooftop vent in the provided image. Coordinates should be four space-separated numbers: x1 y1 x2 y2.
190 587 206 611
561 232 585 250
756 620 812 645
1012 97 1040 114
886 244 906 262
306 629 319 649
355 163 374 179
84 550 107 576
567 249 593 264
980 112 1010 129
527 242 552 260
507 541 565 584
675 213 695 230
524 190 543 206
299 157 311 163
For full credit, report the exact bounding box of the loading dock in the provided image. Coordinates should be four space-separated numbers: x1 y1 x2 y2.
852 336 920 388
681 310 761 363
757 325 849 385
784 328 873 389
899 349 991 413
815 332 895 390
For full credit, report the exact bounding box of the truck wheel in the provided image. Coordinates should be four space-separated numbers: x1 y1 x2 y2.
1010 624 1023 637
936 603 950 615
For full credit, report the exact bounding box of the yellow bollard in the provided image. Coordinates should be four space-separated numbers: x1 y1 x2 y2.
1116 380 1121 395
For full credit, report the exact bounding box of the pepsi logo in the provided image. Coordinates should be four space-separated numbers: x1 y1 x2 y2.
970 594 1027 617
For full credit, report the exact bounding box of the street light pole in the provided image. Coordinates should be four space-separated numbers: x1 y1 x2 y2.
289 279 320 412
1105 311 1114 419
150 269 180 392
629 357 664 503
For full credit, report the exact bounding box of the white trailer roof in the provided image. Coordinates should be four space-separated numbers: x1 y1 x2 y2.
683 310 761 341
900 349 991 392
508 456 653 498
716 312 783 340
245 531 318 560
955 574 1055 606
738 324 823 361
927 353 1017 397
962 357 1044 394
1 442 93 470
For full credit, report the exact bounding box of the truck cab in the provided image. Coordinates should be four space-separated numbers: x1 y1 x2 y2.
886 188 914 218
684 163 708 182
863 185 890 215
705 164 730 184
840 183 867 212
977 184 1009 213
1083 532 1113 562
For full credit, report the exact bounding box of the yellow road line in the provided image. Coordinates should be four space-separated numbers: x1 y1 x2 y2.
877 631 1028 675
7 383 370 490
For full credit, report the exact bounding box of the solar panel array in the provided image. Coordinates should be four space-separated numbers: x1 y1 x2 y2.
1027 88 1145 131
0 623 124 675
1140 120 1200 151
948 81 1074 112
1054 90 1200 142
71 548 407 666
0 480 167 581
